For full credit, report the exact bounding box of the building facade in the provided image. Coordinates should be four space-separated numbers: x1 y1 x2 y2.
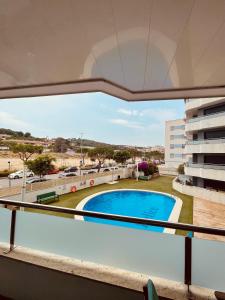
185 97 225 192
165 119 186 169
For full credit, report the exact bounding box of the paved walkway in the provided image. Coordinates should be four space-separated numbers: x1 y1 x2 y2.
194 197 225 242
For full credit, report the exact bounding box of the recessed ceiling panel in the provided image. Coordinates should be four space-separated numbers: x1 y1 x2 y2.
1 0 225 100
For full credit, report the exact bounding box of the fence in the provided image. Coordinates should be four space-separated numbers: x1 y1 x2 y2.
0 169 129 199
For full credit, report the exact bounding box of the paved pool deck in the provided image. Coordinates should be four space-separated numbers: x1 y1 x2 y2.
194 197 225 242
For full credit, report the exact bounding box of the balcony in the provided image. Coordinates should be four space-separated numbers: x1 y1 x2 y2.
185 98 225 112
186 111 225 132
185 138 225 154
0 199 225 299
185 163 225 182
173 178 225 205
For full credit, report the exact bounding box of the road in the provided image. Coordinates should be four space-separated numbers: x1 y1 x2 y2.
0 174 60 188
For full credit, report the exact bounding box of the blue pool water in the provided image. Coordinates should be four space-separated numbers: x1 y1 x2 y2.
83 190 175 232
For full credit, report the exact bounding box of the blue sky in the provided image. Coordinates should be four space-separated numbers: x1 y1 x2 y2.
0 93 184 146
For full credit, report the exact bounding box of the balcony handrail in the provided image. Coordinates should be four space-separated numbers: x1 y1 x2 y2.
186 138 225 145
1 198 225 237
187 110 225 123
186 162 225 170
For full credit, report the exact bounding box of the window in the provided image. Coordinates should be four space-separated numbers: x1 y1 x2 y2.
170 134 185 140
170 153 185 159
170 144 185 149
170 125 185 131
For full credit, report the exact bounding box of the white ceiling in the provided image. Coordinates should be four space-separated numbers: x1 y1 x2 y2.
1 0 225 100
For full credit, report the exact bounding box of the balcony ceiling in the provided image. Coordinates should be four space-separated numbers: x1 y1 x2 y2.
1 0 225 101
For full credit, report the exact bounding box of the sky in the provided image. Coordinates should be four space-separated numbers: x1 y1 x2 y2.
0 92 184 146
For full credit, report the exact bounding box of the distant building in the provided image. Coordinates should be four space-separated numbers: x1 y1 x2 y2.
0 134 11 140
164 119 186 169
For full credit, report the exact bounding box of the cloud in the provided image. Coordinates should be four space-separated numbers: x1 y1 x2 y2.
117 107 178 122
0 112 30 131
140 108 177 122
117 108 141 116
110 118 144 129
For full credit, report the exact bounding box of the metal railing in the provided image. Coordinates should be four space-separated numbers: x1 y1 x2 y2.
187 110 225 123
186 138 225 145
1 199 225 289
186 162 225 170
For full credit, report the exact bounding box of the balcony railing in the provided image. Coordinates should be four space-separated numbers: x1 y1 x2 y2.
186 138 225 145
0 199 225 293
187 110 225 123
186 162 225 170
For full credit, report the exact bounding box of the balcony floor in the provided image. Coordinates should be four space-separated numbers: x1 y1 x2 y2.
194 197 225 242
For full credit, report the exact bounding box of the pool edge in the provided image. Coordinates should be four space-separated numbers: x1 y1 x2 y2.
75 189 183 235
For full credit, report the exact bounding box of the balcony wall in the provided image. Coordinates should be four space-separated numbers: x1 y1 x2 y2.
185 139 225 154
173 178 225 205
185 97 225 112
1 206 225 294
185 112 225 132
185 164 225 182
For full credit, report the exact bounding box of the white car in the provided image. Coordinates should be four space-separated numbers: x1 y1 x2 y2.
8 170 34 179
59 172 77 178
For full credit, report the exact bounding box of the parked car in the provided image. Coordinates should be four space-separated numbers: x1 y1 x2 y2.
47 168 59 175
26 178 48 184
102 168 111 172
83 169 98 175
59 172 77 178
64 166 78 173
8 170 34 179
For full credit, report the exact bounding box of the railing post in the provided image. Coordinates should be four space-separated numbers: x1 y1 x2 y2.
3 207 17 254
9 209 17 251
184 233 192 287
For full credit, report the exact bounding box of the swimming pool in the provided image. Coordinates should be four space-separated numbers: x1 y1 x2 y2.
76 189 182 233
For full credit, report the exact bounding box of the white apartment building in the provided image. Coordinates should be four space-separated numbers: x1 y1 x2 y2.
164 119 186 169
185 97 225 192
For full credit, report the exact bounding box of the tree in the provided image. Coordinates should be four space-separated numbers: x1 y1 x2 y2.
138 161 157 176
146 151 164 161
11 143 43 162
128 148 142 163
26 155 56 178
88 147 114 172
24 132 31 138
10 143 43 201
177 164 185 175
114 150 131 164
53 137 70 153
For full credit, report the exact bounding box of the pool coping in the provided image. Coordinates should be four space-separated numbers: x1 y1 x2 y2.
75 189 183 234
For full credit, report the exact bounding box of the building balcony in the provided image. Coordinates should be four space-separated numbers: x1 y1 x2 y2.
0 199 225 299
173 178 225 205
185 138 225 154
185 163 225 182
185 111 225 133
185 97 225 113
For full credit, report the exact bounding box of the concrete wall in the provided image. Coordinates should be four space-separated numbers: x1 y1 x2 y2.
173 178 225 205
185 166 225 182
186 112 225 132
185 141 225 154
6 169 131 203
0 256 142 300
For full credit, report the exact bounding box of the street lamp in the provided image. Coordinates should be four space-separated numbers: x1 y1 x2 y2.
8 161 11 188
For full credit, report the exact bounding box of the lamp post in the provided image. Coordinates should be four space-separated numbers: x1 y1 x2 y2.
8 161 11 188
136 160 139 181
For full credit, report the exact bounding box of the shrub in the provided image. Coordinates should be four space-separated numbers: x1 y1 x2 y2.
177 164 185 175
59 165 67 171
138 162 157 176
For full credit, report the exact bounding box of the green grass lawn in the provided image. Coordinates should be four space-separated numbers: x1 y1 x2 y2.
28 176 193 236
